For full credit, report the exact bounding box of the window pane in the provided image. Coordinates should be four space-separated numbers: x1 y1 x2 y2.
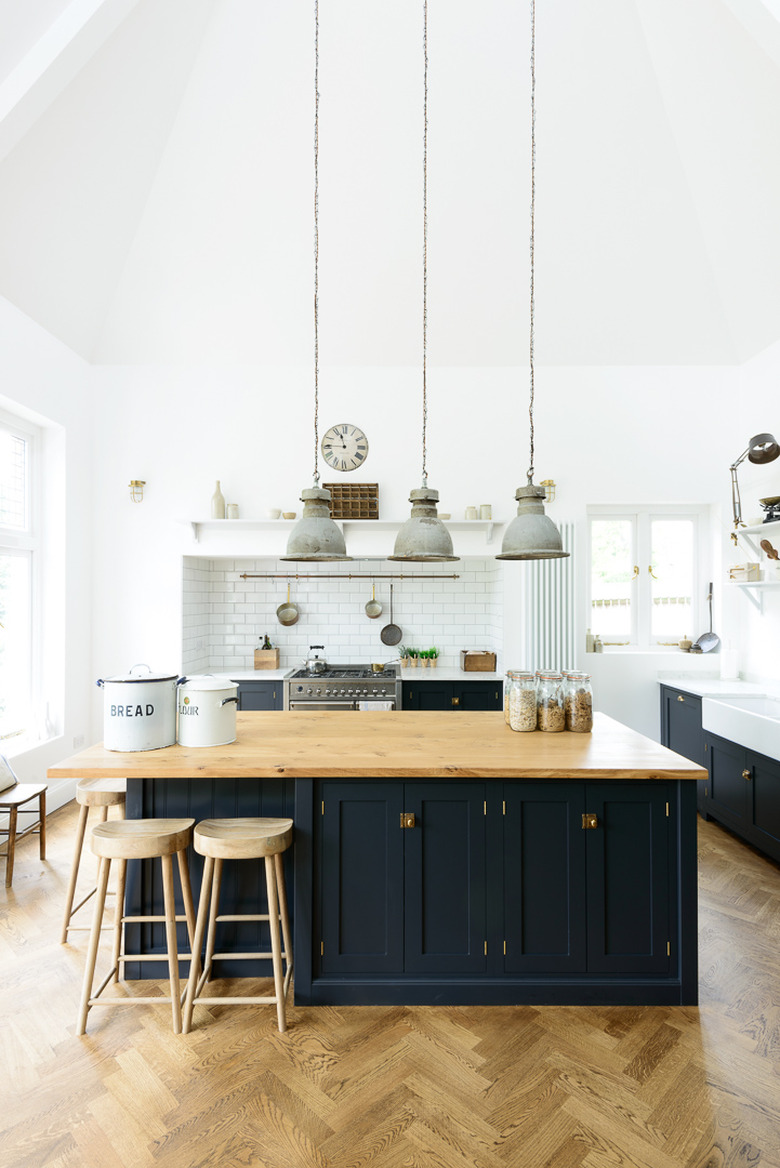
650 519 694 641
590 519 633 640
0 553 32 741
0 428 28 529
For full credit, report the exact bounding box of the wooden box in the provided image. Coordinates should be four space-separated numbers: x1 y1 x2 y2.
254 649 280 670
323 482 379 520
460 651 497 672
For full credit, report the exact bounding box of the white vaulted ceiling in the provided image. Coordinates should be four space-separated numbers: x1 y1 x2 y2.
0 0 779 367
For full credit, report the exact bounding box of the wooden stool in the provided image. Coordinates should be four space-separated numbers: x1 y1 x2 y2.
77 818 196 1036
61 777 127 943
182 817 293 1034
0 754 46 889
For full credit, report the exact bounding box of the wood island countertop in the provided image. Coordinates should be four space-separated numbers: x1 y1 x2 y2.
48 710 706 781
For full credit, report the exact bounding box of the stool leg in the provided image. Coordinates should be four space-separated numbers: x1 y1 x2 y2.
203 857 224 984
61 803 90 943
77 856 112 1035
265 855 286 1033
177 846 196 951
112 859 127 983
161 853 183 1034
275 851 294 989
39 791 46 860
5 806 18 888
182 855 214 1034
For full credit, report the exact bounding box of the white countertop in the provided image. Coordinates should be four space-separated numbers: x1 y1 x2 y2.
224 667 504 683
657 677 767 698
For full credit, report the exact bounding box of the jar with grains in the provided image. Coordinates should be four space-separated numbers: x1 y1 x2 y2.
503 671 517 724
507 671 537 732
564 672 593 733
537 670 565 732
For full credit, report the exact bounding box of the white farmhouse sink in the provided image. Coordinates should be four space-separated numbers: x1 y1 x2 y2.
702 694 780 760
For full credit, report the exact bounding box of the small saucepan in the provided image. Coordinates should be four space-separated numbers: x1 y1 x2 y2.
365 584 383 619
276 584 299 626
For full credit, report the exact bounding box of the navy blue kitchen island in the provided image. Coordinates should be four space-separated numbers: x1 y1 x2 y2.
50 710 704 1006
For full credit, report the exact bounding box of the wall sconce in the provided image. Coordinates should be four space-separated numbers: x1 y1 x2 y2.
540 479 556 503
129 480 146 503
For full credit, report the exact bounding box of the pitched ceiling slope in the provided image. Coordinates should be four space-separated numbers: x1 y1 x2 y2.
0 0 216 360
0 0 777 366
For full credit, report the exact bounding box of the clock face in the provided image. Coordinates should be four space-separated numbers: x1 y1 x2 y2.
321 424 369 472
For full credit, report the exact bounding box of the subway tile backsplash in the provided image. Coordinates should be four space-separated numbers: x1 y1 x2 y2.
182 557 503 673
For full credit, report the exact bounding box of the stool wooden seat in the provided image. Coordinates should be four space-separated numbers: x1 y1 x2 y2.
0 754 46 889
77 818 196 1036
61 777 127 943
182 817 293 1034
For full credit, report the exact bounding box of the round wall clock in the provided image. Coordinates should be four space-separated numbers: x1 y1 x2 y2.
321 424 369 472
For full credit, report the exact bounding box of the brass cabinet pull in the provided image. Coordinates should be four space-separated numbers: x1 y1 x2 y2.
452 696 460 707
742 769 752 782
677 695 685 702
581 813 599 830
400 812 416 828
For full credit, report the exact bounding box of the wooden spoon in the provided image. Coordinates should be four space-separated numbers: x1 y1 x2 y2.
760 538 779 560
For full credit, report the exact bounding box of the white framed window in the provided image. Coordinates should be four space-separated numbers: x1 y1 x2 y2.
587 506 709 649
0 409 40 743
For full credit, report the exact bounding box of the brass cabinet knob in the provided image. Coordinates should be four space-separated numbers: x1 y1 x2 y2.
743 769 752 781
452 696 460 707
677 695 685 702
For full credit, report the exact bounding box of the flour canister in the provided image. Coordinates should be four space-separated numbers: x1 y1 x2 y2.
177 675 238 747
96 664 178 751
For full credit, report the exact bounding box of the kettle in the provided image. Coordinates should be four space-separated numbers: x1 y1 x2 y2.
304 645 328 674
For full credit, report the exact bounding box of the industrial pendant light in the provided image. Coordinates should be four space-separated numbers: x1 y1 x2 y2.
284 0 350 563
497 0 568 562
390 0 458 564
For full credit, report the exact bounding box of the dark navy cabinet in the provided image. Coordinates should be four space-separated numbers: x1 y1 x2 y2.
402 680 502 711
305 777 684 1005
236 680 283 710
703 732 780 863
317 781 486 978
660 685 707 812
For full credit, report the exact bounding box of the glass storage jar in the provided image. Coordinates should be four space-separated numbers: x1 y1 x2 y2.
507 672 537 732
536 670 565 732
564 672 593 732
503 671 516 724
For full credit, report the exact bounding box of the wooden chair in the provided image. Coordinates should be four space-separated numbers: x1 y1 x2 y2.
61 777 127 943
0 754 47 889
182 817 293 1034
77 818 196 1035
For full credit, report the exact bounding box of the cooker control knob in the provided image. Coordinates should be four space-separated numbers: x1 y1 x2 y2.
324 688 331 695
306 688 313 694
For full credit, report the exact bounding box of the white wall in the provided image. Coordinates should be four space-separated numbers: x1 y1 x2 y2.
85 361 751 739
0 296 93 809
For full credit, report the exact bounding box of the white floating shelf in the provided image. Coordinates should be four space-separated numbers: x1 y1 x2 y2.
186 518 502 545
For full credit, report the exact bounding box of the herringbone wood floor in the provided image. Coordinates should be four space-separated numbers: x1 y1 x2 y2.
2 801 780 1168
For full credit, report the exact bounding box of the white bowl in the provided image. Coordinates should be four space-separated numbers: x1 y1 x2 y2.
266 508 282 520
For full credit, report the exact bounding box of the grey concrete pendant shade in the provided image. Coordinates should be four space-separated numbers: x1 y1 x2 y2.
280 485 351 561
389 485 459 562
496 483 570 560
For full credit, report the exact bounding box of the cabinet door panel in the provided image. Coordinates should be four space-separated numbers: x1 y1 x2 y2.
458 683 503 711
752 751 780 859
586 784 670 974
503 783 587 973
661 688 705 767
707 736 750 827
319 782 404 974
404 783 486 973
238 683 281 710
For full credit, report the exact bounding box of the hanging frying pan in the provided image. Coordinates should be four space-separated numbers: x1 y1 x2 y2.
380 583 402 646
365 583 383 619
693 582 720 653
276 584 300 626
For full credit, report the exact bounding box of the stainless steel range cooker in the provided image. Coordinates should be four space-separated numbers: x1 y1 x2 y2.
283 665 401 710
